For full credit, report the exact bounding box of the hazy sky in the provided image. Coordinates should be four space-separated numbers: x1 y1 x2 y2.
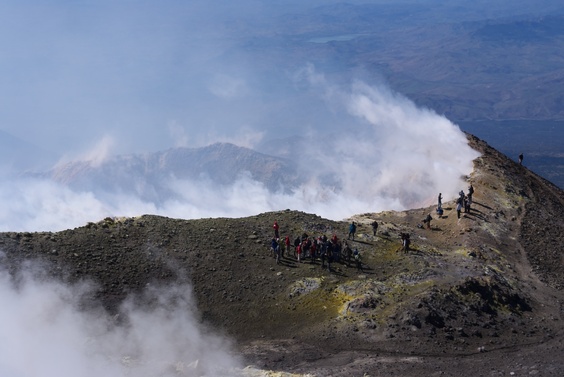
3 0 561 160
1 1 236 155
0 0 346 158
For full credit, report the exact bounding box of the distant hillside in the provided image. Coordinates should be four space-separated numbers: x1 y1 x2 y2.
41 142 302 202
266 6 564 121
367 14 564 121
459 120 564 189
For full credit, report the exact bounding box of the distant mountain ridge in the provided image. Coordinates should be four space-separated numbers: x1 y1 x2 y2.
42 142 301 202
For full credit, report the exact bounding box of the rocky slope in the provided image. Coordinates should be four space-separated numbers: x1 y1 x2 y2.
1 134 563 376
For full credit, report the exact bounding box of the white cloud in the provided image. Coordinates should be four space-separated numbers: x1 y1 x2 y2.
0 262 242 377
55 136 116 169
0 74 479 232
289 73 480 211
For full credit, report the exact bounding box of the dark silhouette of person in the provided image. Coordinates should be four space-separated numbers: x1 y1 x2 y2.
371 221 378 236
425 213 432 229
518 153 524 165
456 197 463 218
353 248 362 271
400 233 410 253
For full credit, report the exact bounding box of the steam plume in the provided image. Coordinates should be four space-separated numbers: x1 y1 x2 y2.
0 260 242 377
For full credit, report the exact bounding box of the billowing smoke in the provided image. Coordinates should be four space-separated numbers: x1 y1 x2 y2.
0 259 242 377
293 72 480 214
0 74 478 232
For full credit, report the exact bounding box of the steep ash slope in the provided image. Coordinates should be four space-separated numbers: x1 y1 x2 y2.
0 134 563 376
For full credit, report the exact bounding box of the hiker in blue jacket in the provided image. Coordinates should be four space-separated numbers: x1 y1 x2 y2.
348 222 357 240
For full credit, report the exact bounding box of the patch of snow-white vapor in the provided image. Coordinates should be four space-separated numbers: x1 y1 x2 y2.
0 260 242 377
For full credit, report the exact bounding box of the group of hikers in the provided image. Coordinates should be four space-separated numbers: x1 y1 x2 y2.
270 221 363 272
435 183 474 221
268 184 476 270
455 183 474 219
348 220 378 240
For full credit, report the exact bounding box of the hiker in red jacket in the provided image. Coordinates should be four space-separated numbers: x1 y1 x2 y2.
284 235 290 258
273 221 279 238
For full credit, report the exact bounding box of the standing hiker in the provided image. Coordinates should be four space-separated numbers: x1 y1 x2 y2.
310 238 317 263
465 195 472 213
320 241 327 269
353 248 362 271
400 233 411 253
270 238 278 259
293 236 301 258
273 221 279 239
275 241 281 264
343 241 353 266
348 222 357 240
424 214 432 229
284 235 290 258
371 221 378 236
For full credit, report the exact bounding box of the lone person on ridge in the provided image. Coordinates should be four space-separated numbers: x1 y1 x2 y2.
371 221 378 236
348 222 357 240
